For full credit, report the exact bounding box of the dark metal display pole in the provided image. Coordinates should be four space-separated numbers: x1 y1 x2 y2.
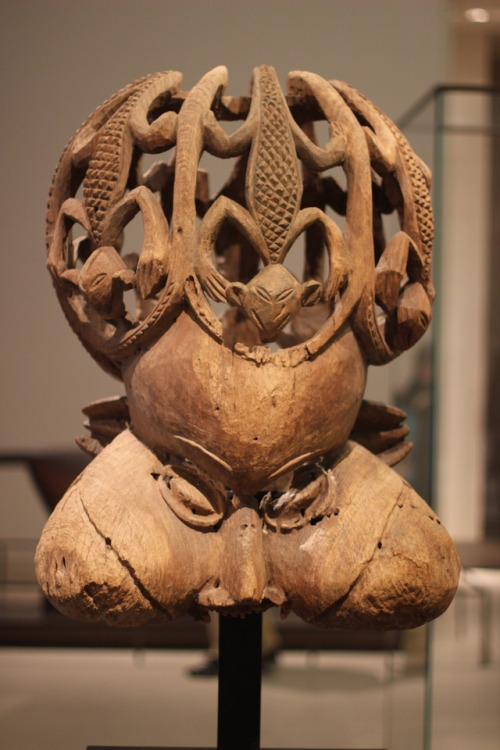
217 613 263 750
88 611 383 750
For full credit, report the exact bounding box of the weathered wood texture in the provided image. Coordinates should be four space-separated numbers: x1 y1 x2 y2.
36 66 460 630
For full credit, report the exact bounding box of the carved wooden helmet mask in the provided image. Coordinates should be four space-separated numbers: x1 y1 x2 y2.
37 66 459 629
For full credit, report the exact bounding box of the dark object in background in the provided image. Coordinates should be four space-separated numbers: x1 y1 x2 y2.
0 450 91 512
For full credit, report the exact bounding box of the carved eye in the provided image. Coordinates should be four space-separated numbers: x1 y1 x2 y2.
88 272 108 291
159 466 225 529
255 286 271 301
276 287 295 302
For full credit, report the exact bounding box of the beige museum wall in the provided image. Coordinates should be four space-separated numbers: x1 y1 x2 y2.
0 0 449 539
435 17 494 541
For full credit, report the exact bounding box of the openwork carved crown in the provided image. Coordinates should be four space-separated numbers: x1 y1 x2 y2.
47 65 433 376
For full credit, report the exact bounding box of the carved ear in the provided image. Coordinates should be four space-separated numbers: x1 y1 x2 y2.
301 280 322 307
226 282 247 307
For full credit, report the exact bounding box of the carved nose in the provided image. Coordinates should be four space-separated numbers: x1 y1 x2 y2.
257 303 291 342
220 506 267 605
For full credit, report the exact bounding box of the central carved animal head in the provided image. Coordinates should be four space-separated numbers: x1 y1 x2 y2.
226 265 322 342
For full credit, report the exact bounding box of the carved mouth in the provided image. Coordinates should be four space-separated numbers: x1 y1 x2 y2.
252 307 290 343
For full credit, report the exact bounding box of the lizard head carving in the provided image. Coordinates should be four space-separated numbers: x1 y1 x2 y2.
226 265 322 343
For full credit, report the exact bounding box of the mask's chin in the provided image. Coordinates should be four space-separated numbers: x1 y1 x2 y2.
254 323 286 345
249 311 294 345
259 334 277 345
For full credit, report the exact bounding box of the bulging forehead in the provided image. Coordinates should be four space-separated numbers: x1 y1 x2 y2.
249 264 299 291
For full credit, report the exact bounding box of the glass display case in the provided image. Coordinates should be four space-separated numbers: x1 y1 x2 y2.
400 85 500 750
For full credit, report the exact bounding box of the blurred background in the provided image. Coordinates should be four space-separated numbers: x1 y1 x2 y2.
0 1 499 749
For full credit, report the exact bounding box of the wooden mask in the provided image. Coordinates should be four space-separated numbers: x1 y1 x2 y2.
36 66 459 630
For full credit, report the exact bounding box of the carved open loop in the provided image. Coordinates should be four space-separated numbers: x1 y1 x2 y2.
331 80 398 172
47 198 92 281
330 79 434 297
46 199 123 378
286 209 349 297
328 80 434 361
196 196 268 302
47 187 184 365
288 72 376 334
285 74 435 364
129 71 182 153
101 186 170 300
289 117 347 172
203 110 255 158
